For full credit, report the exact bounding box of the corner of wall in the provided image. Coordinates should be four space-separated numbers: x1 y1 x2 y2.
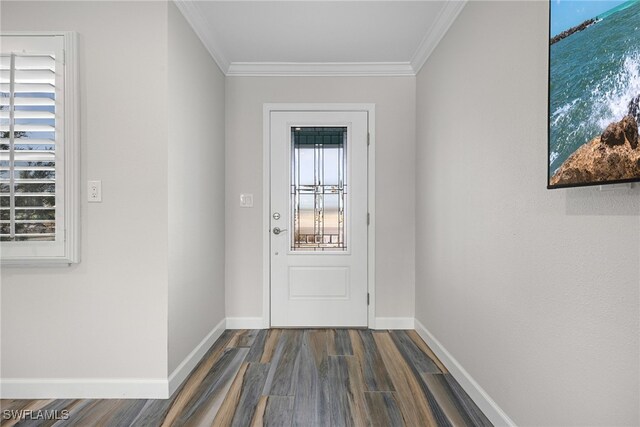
414 318 515 426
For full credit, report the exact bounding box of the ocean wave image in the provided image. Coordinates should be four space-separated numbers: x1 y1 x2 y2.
549 0 640 187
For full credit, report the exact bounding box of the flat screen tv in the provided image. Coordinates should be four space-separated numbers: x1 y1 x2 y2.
548 0 640 189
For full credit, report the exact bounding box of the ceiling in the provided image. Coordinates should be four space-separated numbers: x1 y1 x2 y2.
175 1 466 76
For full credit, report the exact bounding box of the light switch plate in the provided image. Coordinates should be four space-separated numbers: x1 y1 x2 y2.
240 193 253 208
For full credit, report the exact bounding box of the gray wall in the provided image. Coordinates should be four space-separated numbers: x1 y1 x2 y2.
415 2 640 425
225 77 416 321
1 1 169 380
167 3 226 374
0 1 228 389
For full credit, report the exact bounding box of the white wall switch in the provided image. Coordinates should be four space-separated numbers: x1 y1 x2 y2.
88 180 102 202
240 193 253 208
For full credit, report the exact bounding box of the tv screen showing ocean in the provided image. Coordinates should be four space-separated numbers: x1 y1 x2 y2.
549 0 640 187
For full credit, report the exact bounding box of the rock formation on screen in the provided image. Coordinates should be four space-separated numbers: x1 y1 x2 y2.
550 18 597 45
550 100 640 186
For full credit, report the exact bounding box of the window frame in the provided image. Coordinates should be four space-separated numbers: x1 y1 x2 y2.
1 31 79 266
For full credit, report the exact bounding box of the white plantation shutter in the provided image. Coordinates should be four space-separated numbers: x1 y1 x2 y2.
0 33 79 264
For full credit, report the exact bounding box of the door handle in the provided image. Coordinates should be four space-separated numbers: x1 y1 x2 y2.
272 227 287 235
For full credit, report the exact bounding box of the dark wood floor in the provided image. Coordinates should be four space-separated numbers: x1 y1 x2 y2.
1 329 492 426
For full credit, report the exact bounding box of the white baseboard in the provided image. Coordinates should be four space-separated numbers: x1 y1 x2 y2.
0 319 227 400
2 314 515 418
226 317 267 329
168 317 226 396
414 318 516 427
373 317 415 330
0 378 168 399
224 317 413 329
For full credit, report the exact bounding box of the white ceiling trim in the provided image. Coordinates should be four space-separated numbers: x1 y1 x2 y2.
173 0 231 73
226 62 415 77
410 0 467 73
174 0 467 77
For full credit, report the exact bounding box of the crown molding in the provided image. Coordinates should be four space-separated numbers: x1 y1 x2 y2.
410 0 467 74
226 62 415 77
174 0 466 77
173 0 230 74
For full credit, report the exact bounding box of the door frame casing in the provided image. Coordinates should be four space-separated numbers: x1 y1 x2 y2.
262 103 376 328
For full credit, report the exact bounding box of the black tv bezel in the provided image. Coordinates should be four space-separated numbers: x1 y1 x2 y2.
547 0 640 190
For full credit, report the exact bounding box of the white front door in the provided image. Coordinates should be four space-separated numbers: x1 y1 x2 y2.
270 111 368 327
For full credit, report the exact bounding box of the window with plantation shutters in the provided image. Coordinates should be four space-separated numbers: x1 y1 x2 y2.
0 33 79 265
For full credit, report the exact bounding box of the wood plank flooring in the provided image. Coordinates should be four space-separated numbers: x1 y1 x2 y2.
0 330 492 427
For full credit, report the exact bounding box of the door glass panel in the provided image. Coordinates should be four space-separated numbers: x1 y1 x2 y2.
291 127 346 251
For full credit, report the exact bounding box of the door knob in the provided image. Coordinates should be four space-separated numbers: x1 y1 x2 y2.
272 227 287 235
